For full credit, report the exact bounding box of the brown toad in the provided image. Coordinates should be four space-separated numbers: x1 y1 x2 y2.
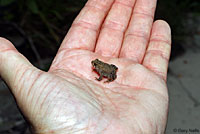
91 59 118 83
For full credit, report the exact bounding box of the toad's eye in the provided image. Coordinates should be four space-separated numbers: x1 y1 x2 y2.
92 62 97 66
111 64 118 70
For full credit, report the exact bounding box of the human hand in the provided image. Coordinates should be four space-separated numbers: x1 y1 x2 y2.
0 0 171 134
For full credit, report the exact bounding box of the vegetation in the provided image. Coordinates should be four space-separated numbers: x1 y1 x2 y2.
0 0 200 64
156 0 200 42
0 0 86 63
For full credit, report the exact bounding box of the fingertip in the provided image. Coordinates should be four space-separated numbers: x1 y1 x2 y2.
0 37 12 43
153 20 171 32
0 37 17 51
151 20 171 44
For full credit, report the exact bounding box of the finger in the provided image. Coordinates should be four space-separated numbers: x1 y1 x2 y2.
120 0 157 63
0 37 41 105
59 0 115 52
95 0 136 57
143 20 171 81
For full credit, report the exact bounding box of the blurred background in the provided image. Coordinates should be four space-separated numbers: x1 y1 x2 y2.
0 0 200 133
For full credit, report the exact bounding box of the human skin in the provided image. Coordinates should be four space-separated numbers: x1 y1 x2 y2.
0 0 171 134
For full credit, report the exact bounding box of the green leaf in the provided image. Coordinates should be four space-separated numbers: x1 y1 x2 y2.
3 11 14 20
0 0 15 6
26 0 39 14
51 10 63 20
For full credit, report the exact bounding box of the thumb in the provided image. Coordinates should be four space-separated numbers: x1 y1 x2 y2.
0 37 41 104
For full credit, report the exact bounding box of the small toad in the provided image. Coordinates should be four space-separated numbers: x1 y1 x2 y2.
91 59 118 83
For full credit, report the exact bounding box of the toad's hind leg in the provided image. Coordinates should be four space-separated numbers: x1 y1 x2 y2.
96 75 103 81
104 78 113 83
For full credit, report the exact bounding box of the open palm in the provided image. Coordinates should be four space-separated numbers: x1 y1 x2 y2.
0 0 171 134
